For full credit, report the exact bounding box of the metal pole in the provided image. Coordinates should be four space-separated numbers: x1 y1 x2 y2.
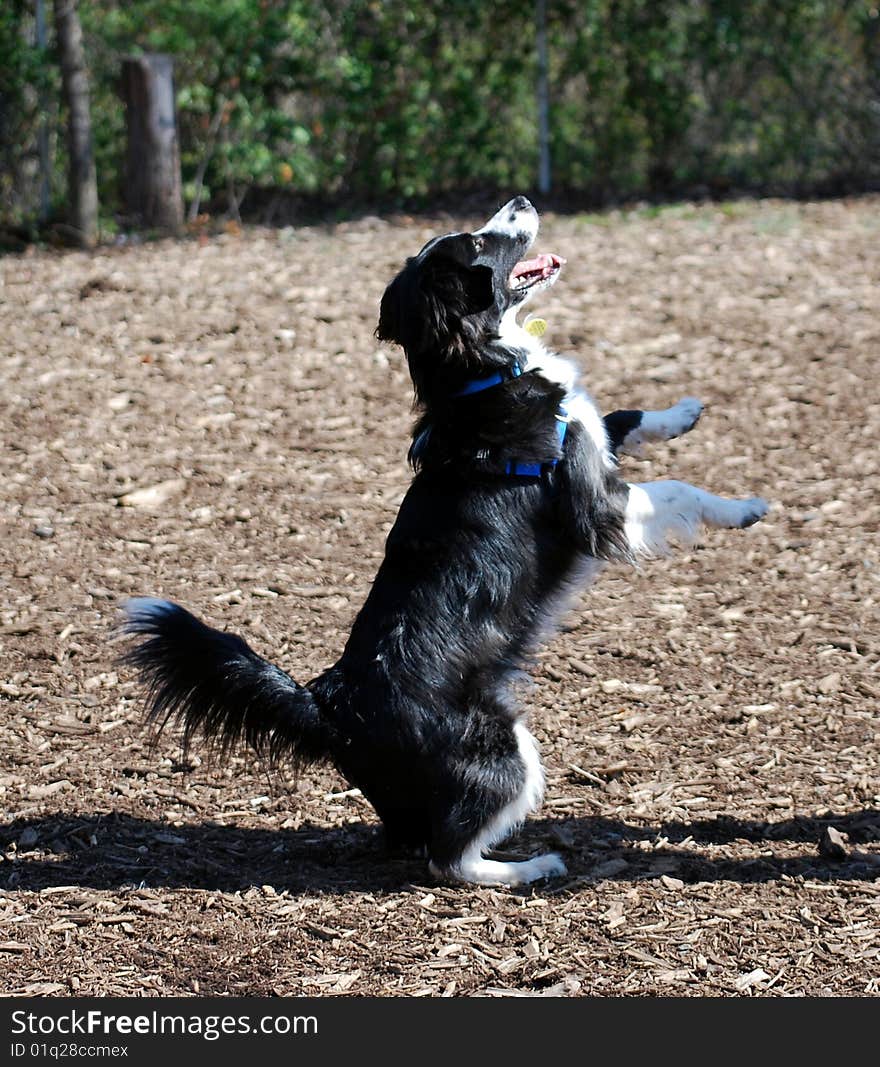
536 0 551 195
35 0 52 223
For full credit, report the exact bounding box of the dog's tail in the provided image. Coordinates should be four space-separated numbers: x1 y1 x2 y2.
120 597 332 768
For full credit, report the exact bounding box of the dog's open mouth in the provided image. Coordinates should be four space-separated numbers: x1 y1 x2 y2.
509 253 565 291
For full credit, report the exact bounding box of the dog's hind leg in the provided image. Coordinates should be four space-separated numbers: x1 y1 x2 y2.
605 397 703 458
440 848 566 887
428 723 566 887
625 479 768 556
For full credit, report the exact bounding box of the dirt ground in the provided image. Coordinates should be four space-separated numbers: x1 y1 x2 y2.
1 197 878 998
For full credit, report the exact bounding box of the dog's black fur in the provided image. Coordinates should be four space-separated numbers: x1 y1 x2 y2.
122 197 764 885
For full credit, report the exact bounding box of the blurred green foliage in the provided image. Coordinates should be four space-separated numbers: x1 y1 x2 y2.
2 0 879 227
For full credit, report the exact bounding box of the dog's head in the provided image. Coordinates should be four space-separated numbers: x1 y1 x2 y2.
377 196 563 401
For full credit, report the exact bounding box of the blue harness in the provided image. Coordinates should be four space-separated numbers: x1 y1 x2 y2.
504 411 569 477
454 364 524 396
448 365 570 478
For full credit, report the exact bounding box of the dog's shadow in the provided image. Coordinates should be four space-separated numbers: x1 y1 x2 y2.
2 809 878 894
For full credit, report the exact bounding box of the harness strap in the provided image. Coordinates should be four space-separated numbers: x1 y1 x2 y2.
504 407 570 477
454 363 523 396
415 364 570 477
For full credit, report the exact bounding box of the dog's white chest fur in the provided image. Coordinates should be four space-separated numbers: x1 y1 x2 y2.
499 310 613 468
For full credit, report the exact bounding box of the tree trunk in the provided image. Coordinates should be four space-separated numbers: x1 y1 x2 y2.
53 0 98 247
122 54 184 233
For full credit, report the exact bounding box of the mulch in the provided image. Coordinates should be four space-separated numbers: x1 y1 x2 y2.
1 197 878 996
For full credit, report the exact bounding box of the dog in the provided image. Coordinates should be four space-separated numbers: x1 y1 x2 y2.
122 196 768 886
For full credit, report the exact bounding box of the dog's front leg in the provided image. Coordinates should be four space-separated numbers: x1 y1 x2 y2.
605 397 703 458
625 479 768 556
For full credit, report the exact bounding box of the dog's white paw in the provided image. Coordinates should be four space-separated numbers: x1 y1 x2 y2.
434 851 568 887
516 852 567 884
668 396 703 435
737 497 769 528
626 398 703 454
705 496 769 530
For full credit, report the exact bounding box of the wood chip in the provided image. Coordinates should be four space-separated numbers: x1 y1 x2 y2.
734 968 772 992
818 826 850 861
117 477 188 509
27 779 72 799
817 672 842 694
660 875 685 891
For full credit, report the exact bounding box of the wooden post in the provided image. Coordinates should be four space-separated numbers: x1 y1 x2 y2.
536 0 551 196
36 0 52 223
121 54 184 232
53 0 98 247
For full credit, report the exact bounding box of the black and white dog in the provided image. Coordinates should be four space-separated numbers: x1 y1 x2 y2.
122 197 767 886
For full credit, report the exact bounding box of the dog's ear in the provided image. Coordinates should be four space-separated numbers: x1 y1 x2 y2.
425 234 495 316
419 254 495 357
457 261 495 315
376 272 404 346
376 237 495 359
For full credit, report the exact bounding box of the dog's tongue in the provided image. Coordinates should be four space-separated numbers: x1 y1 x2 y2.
510 253 565 283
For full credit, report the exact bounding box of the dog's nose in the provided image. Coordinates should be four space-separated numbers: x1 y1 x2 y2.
509 195 533 216
475 197 539 241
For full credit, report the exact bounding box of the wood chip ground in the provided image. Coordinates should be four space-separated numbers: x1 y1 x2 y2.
1 199 878 996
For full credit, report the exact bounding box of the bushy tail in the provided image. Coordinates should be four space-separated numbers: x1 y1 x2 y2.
120 597 332 768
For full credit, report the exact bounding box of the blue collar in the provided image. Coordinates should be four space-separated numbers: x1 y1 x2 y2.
454 363 523 397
